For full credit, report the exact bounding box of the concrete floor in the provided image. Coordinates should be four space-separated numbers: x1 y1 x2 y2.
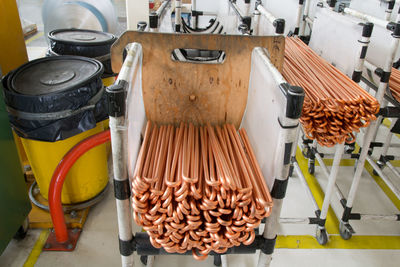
1 0 400 266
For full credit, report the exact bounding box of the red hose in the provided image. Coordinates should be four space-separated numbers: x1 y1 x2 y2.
48 130 111 243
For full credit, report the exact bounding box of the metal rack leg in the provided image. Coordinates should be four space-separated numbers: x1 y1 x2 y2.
214 255 222 266
376 118 397 173
340 120 379 240
108 83 134 267
308 140 317 174
221 255 228 267
257 199 282 267
315 143 345 245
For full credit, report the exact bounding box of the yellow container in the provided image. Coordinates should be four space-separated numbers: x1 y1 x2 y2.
102 76 116 87
12 76 114 178
21 123 108 204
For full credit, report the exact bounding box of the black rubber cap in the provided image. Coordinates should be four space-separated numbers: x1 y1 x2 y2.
328 0 337 8
149 11 158 28
362 22 374 38
388 0 395 10
273 19 285 34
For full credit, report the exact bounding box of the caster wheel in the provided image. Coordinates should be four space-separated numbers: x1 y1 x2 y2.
140 255 148 265
13 217 29 240
214 255 222 266
316 227 328 245
308 160 315 175
339 221 353 240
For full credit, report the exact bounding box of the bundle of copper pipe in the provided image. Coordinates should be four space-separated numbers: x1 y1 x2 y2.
390 67 400 103
283 37 379 147
130 122 273 260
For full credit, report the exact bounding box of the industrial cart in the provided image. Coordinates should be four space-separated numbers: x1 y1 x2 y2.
107 32 304 266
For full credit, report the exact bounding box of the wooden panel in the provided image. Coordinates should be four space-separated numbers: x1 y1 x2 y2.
111 32 284 127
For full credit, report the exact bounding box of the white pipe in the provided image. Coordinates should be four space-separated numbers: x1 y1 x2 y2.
156 0 170 17
112 44 141 267
343 7 389 29
386 161 400 180
256 5 278 28
262 199 283 240
257 253 272 267
243 1 250 16
175 0 182 32
305 16 313 26
191 0 197 28
255 47 286 84
221 255 229 267
111 117 134 267
360 214 399 221
354 35 372 75
253 9 260 35
201 11 218 16
300 0 311 36
381 120 396 156
366 156 400 199
295 1 304 34
319 143 345 220
346 123 379 208
294 162 320 210
314 152 345 201
280 217 313 224
146 256 155 267
364 60 377 72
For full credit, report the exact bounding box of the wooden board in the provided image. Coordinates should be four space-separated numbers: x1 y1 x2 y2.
111 32 284 127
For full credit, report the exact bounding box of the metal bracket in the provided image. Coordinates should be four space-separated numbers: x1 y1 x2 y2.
43 228 81 251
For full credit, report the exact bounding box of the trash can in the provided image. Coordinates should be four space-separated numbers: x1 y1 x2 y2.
1 56 109 204
48 28 117 131
48 28 117 85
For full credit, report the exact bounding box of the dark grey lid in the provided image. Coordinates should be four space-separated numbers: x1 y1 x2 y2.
48 29 116 45
10 56 103 96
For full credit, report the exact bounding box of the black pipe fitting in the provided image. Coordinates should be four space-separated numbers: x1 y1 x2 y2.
149 11 158 29
273 18 285 34
362 22 374 38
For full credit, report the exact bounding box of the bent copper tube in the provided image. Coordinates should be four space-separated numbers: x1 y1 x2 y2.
283 37 379 147
131 122 275 260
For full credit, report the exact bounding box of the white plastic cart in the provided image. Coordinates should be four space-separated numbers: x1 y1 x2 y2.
106 32 304 267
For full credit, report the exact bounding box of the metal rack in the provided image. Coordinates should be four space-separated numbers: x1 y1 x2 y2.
333 5 400 239
290 1 400 242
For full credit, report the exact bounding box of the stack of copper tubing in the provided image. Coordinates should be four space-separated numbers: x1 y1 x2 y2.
390 67 400 103
283 37 380 147
130 122 273 260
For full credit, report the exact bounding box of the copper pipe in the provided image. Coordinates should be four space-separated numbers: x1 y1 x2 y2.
390 67 400 103
130 122 273 260
283 37 379 147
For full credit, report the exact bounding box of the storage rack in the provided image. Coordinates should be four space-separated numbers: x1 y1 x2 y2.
107 32 304 267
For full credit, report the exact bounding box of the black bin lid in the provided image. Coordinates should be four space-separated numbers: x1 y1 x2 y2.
48 29 116 46
9 56 103 96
